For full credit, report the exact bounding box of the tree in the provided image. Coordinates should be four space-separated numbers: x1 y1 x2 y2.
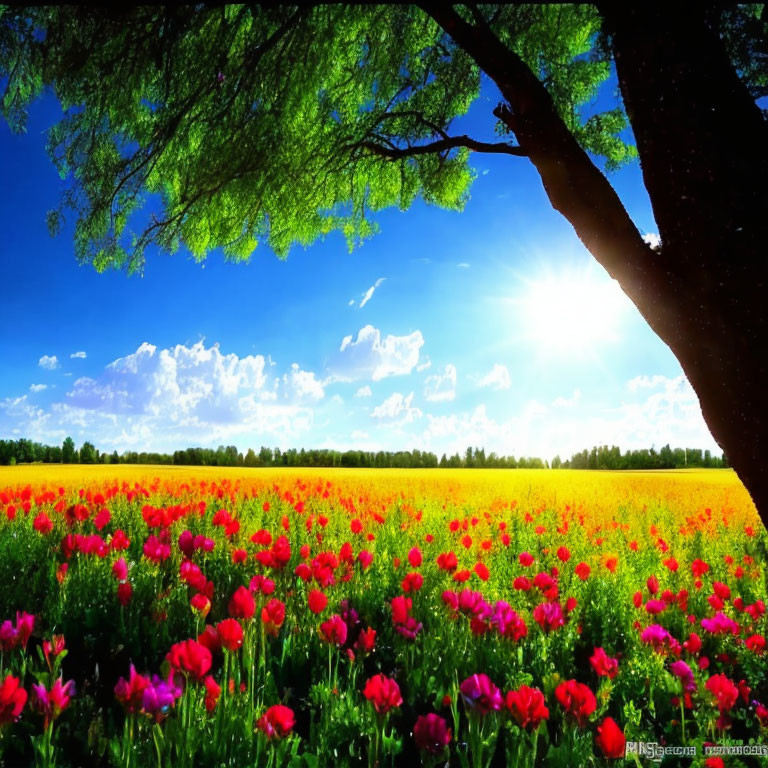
1 5 767 522
79 441 96 463
61 436 76 464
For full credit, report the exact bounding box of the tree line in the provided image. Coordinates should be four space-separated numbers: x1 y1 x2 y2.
0 438 726 471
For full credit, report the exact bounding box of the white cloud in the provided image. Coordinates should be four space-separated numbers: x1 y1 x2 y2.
38 355 59 370
351 429 369 440
354 386 372 398
627 374 671 392
2 342 323 452
29 384 48 393
424 364 456 402
642 232 661 250
475 364 511 391
371 392 422 423
457 262 470 268
416 358 432 372
70 351 87 359
552 389 581 408
348 299 355 307
358 277 386 309
330 325 424 382
282 363 325 402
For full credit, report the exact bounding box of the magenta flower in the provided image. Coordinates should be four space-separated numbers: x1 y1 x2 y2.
701 612 740 636
670 660 697 692
413 713 452 754
460 674 503 715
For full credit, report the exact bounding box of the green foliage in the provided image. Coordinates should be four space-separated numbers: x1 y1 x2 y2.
1 5 639 273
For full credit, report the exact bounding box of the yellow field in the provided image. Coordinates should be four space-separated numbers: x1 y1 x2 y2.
1 464 759 532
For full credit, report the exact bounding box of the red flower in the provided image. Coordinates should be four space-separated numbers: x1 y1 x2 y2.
533 601 565 633
391 595 412 625
556 546 571 562
692 559 710 578
363 674 402 715
319 614 347 646
166 639 212 680
203 675 221 712
355 627 376 653
574 562 591 581
413 713 451 755
308 589 328 614
554 680 596 727
216 619 244 652
505 685 548 730
190 593 211 617
228 586 255 620
197 625 222 655
705 674 738 713
117 582 133 606
114 665 149 714
112 557 128 581
358 550 373 569
590 647 619 679
474 562 490 581
408 547 423 568
257 704 295 739
436 551 458 571
519 552 534 567
0 675 27 725
596 716 626 759
402 572 424 592
31 678 75 726
33 512 53 535
261 599 286 636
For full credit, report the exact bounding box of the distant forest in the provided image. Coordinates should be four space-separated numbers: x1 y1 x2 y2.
0 437 728 471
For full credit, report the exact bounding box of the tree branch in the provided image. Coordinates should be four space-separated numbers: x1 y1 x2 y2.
359 134 527 159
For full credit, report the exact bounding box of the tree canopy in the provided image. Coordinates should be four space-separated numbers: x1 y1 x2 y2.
1 4 639 273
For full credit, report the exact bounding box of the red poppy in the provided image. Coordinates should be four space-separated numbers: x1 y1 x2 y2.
203 675 221 712
228 586 255 620
319 614 347 646
554 680 596 727
574 562 591 581
505 685 548 730
166 639 212 680
216 619 244 652
0 675 27 725
596 716 626 759
257 704 295 739
308 589 328 614
363 674 402 715
261 599 286 636
590 647 619 679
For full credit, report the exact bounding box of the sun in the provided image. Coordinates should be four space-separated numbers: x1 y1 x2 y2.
517 267 629 356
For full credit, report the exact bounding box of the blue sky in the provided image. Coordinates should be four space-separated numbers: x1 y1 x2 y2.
0 76 720 460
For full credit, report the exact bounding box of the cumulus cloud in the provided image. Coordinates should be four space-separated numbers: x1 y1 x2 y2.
424 364 456 402
38 355 59 370
329 325 424 382
2 341 325 451
70 351 87 359
354 386 372 398
282 363 325 402
475 364 511 391
371 392 422 423
29 384 48 393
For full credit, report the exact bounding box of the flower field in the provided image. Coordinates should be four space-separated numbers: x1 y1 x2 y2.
0 465 766 767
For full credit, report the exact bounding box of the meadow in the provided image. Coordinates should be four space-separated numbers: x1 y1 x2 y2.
0 465 765 767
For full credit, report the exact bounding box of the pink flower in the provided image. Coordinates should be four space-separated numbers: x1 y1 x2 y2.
459 674 503 715
413 713 451 754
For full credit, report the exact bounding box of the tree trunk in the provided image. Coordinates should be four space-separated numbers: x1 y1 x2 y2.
604 3 768 524
427 4 768 526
